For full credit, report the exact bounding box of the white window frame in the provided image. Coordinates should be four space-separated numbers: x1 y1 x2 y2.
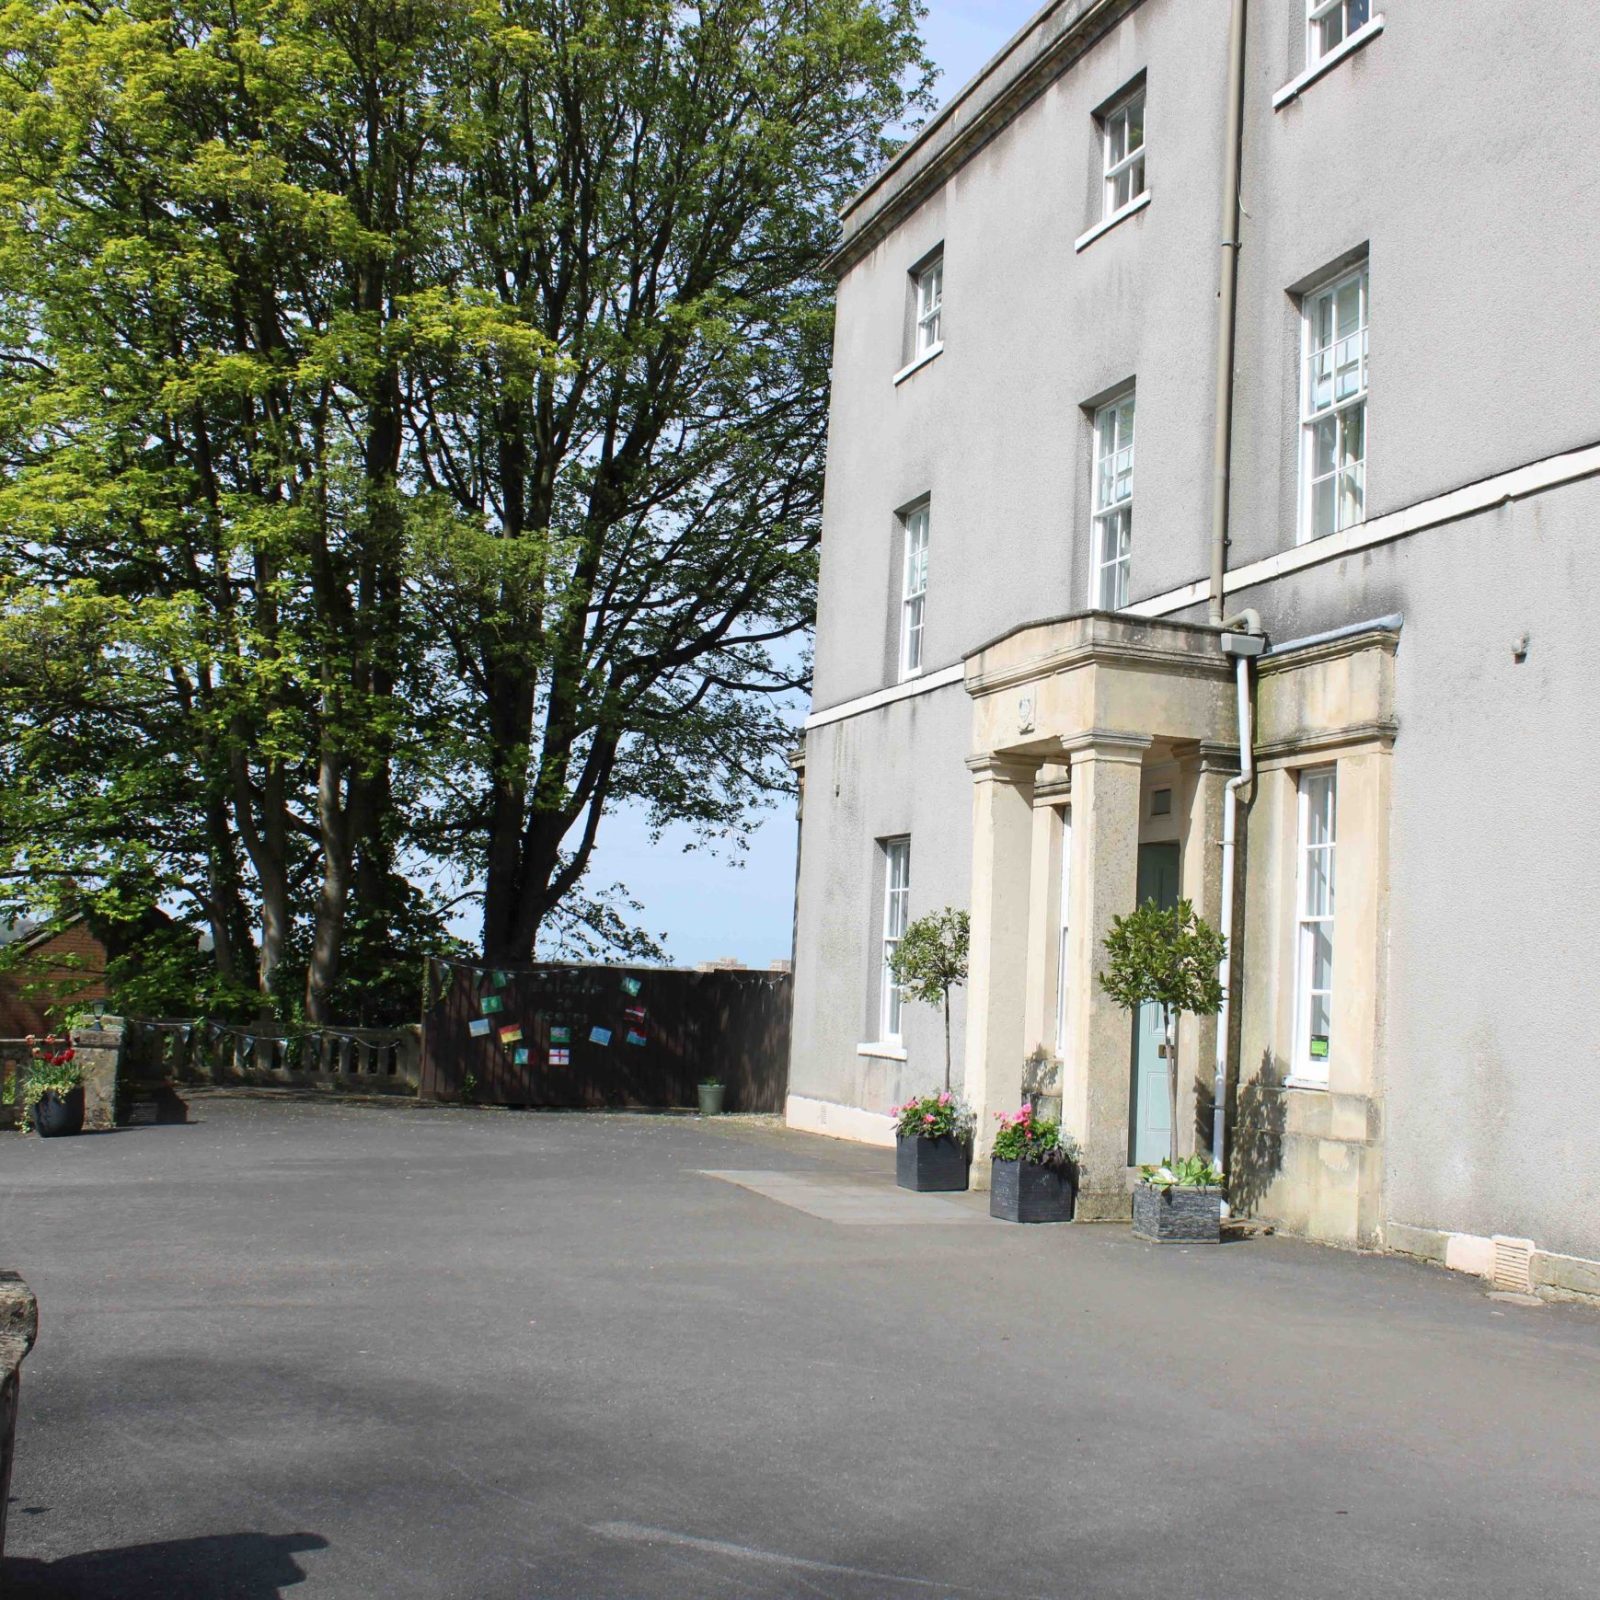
880 837 911 1043
1292 768 1336 1086
1054 809 1072 1056
898 502 929 680
913 257 943 358
1307 0 1371 65
1101 86 1147 220
1090 390 1135 609
1299 264 1368 544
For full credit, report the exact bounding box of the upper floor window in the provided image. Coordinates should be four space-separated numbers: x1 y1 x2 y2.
1308 0 1370 64
880 837 911 1042
1294 767 1337 1084
1300 265 1368 541
1091 391 1135 609
899 502 929 678
914 256 943 356
1102 87 1146 217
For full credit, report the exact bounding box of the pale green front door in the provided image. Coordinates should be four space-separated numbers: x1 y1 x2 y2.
1129 842 1181 1166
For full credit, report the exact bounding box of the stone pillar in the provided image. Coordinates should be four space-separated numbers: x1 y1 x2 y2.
70 1019 125 1131
1063 734 1148 1221
962 755 1038 1184
1178 746 1237 1160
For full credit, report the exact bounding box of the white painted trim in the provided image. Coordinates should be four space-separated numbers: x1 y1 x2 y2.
856 1042 907 1061
893 342 944 387
785 1093 897 1147
805 661 963 731
1282 1075 1329 1093
804 440 1600 734
1272 14 1385 109
1128 440 1600 620
1073 190 1151 253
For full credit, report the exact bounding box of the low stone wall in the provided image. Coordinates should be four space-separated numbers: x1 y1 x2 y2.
0 1272 39 1560
127 1018 421 1096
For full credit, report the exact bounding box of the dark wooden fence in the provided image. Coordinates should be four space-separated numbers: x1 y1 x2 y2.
419 960 791 1112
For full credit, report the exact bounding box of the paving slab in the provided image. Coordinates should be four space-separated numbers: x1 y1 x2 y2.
2 1097 1599 1599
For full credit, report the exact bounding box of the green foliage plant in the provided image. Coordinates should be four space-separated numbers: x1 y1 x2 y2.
1139 1154 1224 1190
887 908 970 1092
890 1091 974 1144
1098 898 1226 1169
990 1104 1079 1173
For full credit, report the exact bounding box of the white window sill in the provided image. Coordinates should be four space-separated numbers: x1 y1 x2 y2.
1282 1075 1329 1092
1273 15 1385 109
1073 191 1150 254
893 342 944 386
857 1042 907 1061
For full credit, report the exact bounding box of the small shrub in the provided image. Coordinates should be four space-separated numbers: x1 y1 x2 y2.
990 1104 1079 1172
891 1092 975 1142
1139 1154 1224 1190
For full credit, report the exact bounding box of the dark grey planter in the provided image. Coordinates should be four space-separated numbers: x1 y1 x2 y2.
696 1082 725 1116
990 1158 1075 1223
32 1086 85 1139
895 1134 971 1192
1132 1184 1224 1243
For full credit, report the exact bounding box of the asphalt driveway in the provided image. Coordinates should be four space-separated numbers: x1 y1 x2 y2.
3 1097 1598 1599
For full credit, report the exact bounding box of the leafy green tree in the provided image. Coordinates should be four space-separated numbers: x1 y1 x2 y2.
888 907 969 1093
0 0 933 1009
1098 898 1225 1167
406 0 934 963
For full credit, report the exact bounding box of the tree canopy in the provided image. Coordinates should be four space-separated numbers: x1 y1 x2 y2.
0 0 933 1021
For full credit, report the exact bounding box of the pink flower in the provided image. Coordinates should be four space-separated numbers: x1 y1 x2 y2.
938 1091 950 1104
924 1112 935 1123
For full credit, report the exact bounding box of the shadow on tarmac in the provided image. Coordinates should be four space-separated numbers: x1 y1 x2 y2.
4 1530 328 1597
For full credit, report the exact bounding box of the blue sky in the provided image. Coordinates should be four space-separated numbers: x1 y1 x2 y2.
560 0 1043 970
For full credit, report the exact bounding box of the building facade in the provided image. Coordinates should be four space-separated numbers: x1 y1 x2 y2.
787 0 1600 1294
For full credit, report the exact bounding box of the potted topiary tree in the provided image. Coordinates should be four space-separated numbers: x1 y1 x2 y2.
1099 898 1227 1243
989 1103 1079 1222
887 908 969 1094
886 908 974 1191
23 1036 84 1138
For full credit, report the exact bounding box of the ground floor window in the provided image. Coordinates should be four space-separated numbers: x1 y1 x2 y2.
880 837 911 1042
1294 767 1336 1082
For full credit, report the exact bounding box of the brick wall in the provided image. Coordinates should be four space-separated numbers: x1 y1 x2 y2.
0 921 109 1035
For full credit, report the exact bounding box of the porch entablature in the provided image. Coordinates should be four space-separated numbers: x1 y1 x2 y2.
963 611 1240 758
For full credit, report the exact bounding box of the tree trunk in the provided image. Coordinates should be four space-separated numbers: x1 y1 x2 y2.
943 989 952 1094
1165 1006 1179 1166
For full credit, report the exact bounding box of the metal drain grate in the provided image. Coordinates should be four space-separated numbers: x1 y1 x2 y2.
1490 1235 1535 1293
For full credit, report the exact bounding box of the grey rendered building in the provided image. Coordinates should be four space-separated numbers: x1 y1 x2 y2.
787 0 1600 1295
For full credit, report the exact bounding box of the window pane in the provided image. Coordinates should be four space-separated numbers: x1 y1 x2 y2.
1310 350 1333 413
1339 466 1364 527
1335 279 1361 340
1309 981 1331 1046
1129 154 1144 198
1348 0 1370 31
1108 110 1127 167
1340 405 1364 466
1312 475 1335 537
1126 94 1144 151
1113 167 1132 210
1306 772 1336 846
1313 414 1338 476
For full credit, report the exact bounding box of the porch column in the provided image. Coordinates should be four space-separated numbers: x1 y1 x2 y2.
963 754 1038 1183
1178 744 1237 1160
1063 733 1148 1221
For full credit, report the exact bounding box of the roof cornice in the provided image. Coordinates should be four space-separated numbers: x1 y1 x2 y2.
826 0 1143 278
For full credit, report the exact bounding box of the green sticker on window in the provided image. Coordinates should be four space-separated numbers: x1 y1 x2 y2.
1310 1035 1330 1059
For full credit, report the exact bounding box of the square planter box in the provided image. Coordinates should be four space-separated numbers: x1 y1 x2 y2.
896 1134 971 1192
990 1159 1075 1223
1132 1184 1224 1244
